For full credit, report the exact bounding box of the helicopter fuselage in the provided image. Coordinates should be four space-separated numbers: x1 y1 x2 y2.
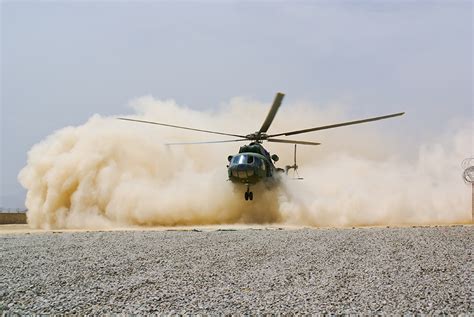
227 152 274 184
227 143 281 200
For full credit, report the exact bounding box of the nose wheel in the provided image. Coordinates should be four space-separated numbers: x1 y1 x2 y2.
244 185 253 201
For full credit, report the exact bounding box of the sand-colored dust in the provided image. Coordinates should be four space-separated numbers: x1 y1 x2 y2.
18 96 472 229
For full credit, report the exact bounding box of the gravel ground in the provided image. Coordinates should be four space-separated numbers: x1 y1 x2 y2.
1 225 472 314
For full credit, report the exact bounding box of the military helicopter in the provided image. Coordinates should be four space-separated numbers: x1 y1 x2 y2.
118 92 404 201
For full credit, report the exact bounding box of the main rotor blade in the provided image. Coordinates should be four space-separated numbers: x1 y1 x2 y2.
118 118 246 138
165 139 248 145
259 92 285 133
267 138 321 146
268 112 405 137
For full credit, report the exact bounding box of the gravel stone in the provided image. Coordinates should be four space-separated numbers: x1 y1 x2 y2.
0 226 472 314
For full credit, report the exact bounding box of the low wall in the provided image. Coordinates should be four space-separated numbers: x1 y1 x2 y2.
0 213 27 224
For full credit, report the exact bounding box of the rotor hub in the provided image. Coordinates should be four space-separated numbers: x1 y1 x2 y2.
245 132 268 141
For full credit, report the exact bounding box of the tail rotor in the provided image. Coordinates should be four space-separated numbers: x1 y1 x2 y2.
285 144 303 179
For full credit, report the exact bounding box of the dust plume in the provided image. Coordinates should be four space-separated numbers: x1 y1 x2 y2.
19 96 472 229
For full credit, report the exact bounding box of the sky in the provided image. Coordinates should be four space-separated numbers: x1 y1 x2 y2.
1 1 473 208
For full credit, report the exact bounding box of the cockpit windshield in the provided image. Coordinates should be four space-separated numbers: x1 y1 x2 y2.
231 154 261 166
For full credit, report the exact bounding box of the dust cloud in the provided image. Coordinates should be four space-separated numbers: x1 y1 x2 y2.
19 96 472 229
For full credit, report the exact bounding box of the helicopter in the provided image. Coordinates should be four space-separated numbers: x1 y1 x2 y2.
118 92 404 201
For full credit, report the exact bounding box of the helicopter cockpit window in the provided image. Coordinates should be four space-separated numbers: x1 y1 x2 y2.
231 154 258 165
231 155 246 165
253 157 260 166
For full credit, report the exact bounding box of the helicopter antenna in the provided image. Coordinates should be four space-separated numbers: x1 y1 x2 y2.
285 144 303 179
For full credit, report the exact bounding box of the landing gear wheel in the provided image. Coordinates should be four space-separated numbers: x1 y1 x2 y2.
245 184 251 201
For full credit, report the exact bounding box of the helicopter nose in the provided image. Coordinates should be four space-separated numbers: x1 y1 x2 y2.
231 165 255 178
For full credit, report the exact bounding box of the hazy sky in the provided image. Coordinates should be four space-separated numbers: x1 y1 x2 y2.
1 1 472 208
